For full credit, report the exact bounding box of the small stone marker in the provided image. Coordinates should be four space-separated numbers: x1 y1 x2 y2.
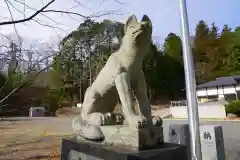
168 124 190 159
169 124 190 145
169 124 226 160
29 107 45 117
200 125 226 160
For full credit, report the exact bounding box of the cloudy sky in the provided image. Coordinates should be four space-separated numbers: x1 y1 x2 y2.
0 0 240 44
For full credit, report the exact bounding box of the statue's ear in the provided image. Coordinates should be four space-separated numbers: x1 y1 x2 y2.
141 15 152 30
124 14 138 33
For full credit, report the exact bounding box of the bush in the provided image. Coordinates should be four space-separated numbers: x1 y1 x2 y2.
225 100 240 116
43 89 65 115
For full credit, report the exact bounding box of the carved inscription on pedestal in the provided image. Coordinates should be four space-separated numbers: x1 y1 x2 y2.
200 125 225 160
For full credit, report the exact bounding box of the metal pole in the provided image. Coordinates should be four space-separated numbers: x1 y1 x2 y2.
179 0 202 160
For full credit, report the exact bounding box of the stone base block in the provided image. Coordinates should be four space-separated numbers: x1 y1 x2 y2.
200 125 226 160
100 125 163 149
61 138 188 160
168 124 190 159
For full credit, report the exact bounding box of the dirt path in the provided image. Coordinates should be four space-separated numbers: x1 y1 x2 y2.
0 117 72 160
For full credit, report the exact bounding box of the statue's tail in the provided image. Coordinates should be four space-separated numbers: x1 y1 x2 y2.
72 116 104 141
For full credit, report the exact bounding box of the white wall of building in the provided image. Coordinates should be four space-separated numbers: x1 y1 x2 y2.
170 102 227 118
197 85 240 100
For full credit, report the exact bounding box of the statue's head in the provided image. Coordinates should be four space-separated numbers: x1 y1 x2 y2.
123 14 152 47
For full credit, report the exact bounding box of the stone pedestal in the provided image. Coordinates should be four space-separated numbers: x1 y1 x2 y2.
200 125 226 160
61 137 188 160
92 125 164 149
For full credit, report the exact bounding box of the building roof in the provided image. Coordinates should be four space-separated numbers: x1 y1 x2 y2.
197 75 240 89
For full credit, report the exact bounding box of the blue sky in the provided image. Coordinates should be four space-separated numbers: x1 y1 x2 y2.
0 0 240 44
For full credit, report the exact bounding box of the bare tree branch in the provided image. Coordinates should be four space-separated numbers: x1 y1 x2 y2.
5 0 25 16
73 0 91 10
0 0 123 26
12 0 67 27
32 18 67 34
4 0 21 43
42 9 122 20
112 0 125 5
0 52 56 104
0 79 9 92
0 0 55 25
87 10 123 18
42 10 87 18
102 0 125 5
23 0 26 19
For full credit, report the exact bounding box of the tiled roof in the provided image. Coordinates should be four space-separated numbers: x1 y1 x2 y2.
197 75 240 89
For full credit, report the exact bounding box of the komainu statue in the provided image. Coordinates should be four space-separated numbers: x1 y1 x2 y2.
72 14 162 140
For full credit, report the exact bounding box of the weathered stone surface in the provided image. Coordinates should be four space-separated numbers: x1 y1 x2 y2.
200 125 226 160
168 124 190 145
168 124 226 160
72 14 162 141
99 125 164 149
61 138 188 160
168 124 190 159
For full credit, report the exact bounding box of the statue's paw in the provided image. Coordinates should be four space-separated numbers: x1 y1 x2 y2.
81 123 104 140
104 113 124 125
128 115 148 129
72 116 83 134
102 113 114 125
72 115 104 140
114 114 124 125
151 116 163 126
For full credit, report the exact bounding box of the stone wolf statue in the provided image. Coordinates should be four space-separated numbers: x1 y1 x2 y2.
72 14 162 140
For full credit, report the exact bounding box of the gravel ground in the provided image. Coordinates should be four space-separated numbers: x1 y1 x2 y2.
0 117 72 160
0 117 240 160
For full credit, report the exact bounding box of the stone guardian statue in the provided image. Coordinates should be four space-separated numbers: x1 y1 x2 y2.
72 14 162 140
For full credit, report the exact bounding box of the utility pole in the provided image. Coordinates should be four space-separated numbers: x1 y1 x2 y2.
8 42 18 73
84 19 92 85
179 0 202 159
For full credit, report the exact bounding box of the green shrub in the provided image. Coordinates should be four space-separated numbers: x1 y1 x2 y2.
43 88 65 114
225 100 240 116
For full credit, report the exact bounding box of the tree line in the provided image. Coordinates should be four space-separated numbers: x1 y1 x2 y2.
1 18 240 115
49 19 240 107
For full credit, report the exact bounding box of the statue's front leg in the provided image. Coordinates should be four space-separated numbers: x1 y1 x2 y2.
134 70 162 126
115 72 148 128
